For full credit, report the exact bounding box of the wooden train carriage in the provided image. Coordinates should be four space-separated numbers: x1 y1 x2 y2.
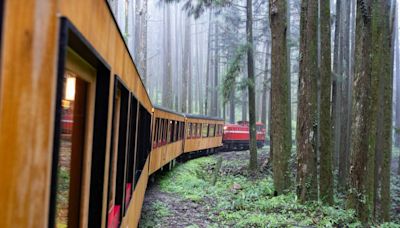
184 114 224 153
149 106 185 175
0 1 153 228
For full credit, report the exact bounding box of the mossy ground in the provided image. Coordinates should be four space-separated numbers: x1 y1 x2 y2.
140 148 400 227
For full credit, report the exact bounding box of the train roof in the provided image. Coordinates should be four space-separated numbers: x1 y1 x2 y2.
153 105 185 117
184 113 224 121
153 105 224 122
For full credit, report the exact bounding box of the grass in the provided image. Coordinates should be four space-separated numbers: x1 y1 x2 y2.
140 200 171 228
155 155 368 227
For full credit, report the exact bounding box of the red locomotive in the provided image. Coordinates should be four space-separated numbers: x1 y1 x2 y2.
222 121 266 150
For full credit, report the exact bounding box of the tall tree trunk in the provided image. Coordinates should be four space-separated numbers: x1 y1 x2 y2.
247 0 258 173
319 0 333 205
162 3 173 108
188 17 193 114
270 0 292 194
286 0 292 149
338 0 351 192
139 0 148 84
369 0 383 218
204 9 212 115
242 88 247 121
348 0 372 223
134 0 141 61
213 20 219 116
230 88 235 123
396 23 400 148
332 0 342 170
378 0 393 221
181 15 191 113
296 0 318 203
261 41 270 126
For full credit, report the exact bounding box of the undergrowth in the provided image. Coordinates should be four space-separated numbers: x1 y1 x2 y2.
140 200 171 228
156 155 375 227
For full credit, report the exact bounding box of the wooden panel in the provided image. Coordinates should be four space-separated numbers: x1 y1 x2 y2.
149 141 183 174
184 137 223 153
0 0 59 227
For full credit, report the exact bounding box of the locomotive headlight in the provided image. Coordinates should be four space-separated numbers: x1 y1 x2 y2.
223 126 227 130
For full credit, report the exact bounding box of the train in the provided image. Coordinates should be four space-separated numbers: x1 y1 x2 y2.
0 1 268 227
222 121 266 150
0 1 224 228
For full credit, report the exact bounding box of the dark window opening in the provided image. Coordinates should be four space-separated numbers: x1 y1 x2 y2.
107 78 130 228
125 94 138 208
134 105 151 186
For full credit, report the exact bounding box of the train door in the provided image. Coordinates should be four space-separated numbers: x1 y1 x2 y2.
55 48 96 228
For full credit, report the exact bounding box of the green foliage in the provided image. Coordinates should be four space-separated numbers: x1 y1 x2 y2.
165 0 229 18
140 200 171 228
155 154 366 227
57 166 70 205
221 44 249 104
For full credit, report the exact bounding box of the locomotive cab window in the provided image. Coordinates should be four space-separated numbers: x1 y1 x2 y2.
55 49 96 228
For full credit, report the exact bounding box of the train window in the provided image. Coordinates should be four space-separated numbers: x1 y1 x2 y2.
157 118 162 146
174 121 178 141
163 119 167 144
134 105 152 186
167 120 171 143
50 22 113 228
125 94 138 208
153 118 159 148
209 124 215 137
176 122 180 140
187 123 191 139
170 120 174 142
160 119 164 144
55 49 96 228
196 123 200 138
179 122 183 140
107 78 130 227
202 124 208 137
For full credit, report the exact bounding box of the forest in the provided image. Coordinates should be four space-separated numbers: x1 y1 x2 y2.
107 0 400 226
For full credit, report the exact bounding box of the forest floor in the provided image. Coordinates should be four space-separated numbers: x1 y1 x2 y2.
139 147 400 228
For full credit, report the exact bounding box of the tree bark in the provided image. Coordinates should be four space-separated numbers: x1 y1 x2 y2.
338 0 351 192
181 15 191 113
242 88 247 121
319 0 334 205
378 0 393 221
204 9 212 115
229 88 235 123
270 0 292 194
213 20 219 116
332 0 342 170
247 0 258 173
162 3 173 109
348 0 372 223
134 0 141 62
296 0 318 203
139 0 148 84
261 41 270 126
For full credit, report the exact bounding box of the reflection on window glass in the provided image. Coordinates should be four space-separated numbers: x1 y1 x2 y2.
56 71 88 227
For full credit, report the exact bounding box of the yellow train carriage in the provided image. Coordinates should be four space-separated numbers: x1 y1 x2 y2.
0 1 225 228
184 114 224 153
0 1 153 227
149 106 185 175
